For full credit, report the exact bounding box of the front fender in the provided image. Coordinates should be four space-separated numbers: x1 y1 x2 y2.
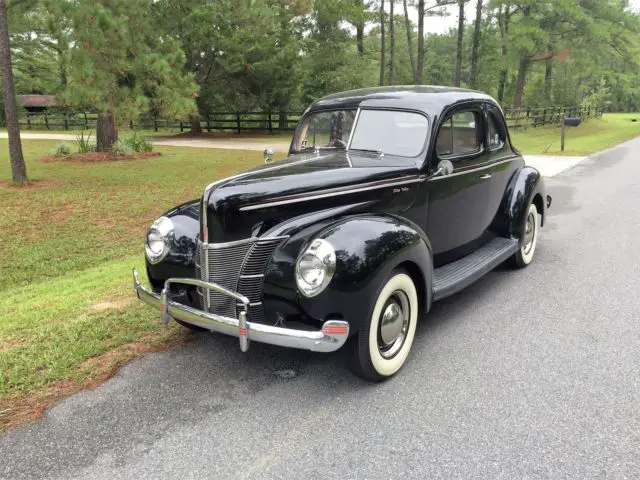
145 199 200 287
265 214 433 334
491 166 547 240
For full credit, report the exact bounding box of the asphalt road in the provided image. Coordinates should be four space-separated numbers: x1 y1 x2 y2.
2 138 640 479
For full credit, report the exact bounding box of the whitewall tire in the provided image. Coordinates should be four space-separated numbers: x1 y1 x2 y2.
509 202 539 268
350 271 419 381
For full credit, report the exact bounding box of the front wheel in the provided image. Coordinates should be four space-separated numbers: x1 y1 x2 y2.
349 271 419 382
508 202 539 268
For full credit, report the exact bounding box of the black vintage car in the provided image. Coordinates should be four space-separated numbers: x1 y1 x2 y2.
133 86 551 381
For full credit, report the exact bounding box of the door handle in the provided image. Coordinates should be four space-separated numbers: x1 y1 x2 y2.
480 173 492 180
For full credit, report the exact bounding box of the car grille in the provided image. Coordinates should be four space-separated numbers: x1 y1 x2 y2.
195 236 287 323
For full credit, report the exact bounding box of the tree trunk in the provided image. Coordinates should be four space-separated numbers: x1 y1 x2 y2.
389 0 395 85
0 0 27 184
356 24 364 56
379 0 385 86
497 69 508 104
512 7 531 109
403 0 416 82
190 114 202 135
454 0 465 87
513 56 530 109
416 0 424 85
496 5 510 104
96 112 118 152
469 0 483 89
544 56 553 105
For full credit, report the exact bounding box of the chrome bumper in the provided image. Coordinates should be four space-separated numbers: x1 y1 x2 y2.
132 268 349 353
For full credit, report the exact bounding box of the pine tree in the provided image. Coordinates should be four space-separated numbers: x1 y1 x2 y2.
63 0 197 151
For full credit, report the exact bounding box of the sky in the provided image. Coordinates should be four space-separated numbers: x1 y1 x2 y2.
397 0 640 35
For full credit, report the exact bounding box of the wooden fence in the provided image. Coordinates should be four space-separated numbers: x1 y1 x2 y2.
504 105 603 129
17 111 302 133
17 105 602 133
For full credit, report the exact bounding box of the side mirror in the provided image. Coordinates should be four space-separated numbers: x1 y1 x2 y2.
264 148 274 164
432 159 454 178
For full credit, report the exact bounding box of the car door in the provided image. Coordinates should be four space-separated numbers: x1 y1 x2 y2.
425 106 494 266
482 105 522 227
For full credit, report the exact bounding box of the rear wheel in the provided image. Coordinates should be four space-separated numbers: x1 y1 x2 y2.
508 202 539 268
350 271 419 382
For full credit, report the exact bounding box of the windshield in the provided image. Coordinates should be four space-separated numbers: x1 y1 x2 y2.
292 108 429 157
292 110 357 152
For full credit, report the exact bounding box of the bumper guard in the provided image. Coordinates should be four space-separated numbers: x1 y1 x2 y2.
132 268 349 353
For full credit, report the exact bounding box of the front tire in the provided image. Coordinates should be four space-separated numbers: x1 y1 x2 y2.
509 202 539 268
350 271 419 382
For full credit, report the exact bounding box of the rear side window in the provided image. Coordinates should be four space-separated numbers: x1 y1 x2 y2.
488 112 505 149
435 111 481 157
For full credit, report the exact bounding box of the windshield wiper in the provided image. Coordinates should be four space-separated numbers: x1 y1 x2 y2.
347 147 384 156
298 145 345 153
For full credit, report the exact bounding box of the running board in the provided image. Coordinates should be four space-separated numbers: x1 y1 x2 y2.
433 237 519 301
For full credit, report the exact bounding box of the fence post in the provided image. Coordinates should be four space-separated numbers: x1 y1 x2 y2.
64 112 68 130
44 113 49 130
236 112 241 134
206 114 211 133
268 111 273 134
154 118 158 132
27 115 31 130
179 121 183 133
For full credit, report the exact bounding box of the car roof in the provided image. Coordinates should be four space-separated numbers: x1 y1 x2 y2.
306 85 500 117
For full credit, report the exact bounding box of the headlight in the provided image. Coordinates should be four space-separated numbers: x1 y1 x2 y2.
145 216 174 264
295 239 336 297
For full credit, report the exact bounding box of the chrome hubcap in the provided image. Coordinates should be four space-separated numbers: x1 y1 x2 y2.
522 212 535 254
378 291 410 359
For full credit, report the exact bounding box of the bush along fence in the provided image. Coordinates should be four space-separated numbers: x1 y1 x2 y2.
15 105 602 133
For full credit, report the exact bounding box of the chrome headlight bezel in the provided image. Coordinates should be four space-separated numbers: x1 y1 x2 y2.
295 238 336 298
144 216 174 264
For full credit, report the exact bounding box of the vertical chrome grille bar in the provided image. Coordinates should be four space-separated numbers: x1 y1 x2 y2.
197 236 288 323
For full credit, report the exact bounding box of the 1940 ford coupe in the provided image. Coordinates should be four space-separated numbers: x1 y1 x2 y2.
133 86 551 381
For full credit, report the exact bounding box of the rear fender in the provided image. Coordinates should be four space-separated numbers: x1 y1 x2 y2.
491 166 547 241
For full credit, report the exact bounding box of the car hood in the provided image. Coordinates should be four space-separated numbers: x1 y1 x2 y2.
203 150 421 242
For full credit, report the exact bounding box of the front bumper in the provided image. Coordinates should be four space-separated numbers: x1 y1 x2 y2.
132 268 350 353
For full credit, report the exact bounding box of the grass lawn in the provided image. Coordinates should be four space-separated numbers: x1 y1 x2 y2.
511 112 640 155
0 140 265 430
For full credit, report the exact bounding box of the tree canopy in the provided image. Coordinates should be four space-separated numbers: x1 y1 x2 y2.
7 0 640 128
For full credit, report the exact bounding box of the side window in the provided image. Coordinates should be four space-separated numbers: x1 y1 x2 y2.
487 112 505 150
435 111 481 157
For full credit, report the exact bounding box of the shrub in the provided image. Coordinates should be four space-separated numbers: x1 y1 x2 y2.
119 133 153 153
76 131 94 154
111 139 134 156
51 143 71 156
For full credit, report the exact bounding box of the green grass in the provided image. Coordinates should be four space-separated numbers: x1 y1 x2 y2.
0 140 264 413
511 112 640 155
